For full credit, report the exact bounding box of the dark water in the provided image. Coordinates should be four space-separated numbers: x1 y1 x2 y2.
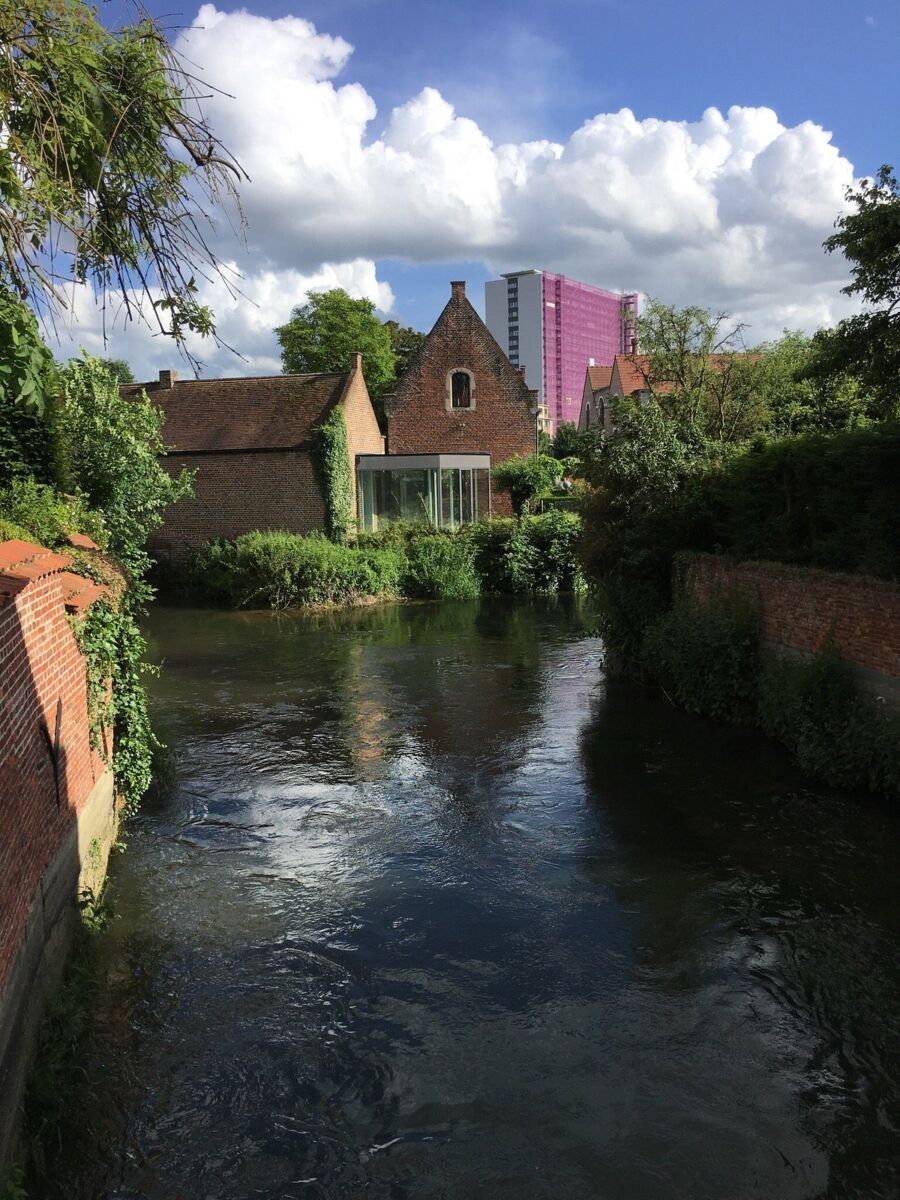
40 600 899 1199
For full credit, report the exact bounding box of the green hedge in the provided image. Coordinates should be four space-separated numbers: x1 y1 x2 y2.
639 600 900 797
190 513 584 610
191 531 405 609
689 422 900 579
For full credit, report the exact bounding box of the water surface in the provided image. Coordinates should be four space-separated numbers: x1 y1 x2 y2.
40 600 900 1198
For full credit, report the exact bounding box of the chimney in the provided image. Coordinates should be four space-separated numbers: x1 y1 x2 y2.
451 280 466 299
352 352 363 371
158 369 177 389
630 337 637 355
517 365 526 377
589 357 595 367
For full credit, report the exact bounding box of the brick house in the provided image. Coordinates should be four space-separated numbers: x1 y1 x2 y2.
378 280 540 519
123 356 383 563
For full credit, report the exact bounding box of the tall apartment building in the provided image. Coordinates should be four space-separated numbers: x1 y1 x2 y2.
485 270 638 430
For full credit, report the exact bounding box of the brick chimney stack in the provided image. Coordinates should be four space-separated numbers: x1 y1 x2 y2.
451 280 466 299
352 352 363 371
158 369 177 389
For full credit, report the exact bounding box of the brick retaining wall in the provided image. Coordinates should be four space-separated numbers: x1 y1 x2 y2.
0 540 117 1165
679 552 900 687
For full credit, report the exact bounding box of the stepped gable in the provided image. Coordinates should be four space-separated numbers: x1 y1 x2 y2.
121 370 351 454
0 539 110 612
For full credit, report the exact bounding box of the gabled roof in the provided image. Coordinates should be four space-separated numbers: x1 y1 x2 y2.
611 352 756 398
387 280 532 418
612 354 653 396
587 365 613 391
121 372 353 454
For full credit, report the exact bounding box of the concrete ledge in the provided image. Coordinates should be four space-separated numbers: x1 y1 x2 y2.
0 769 116 1168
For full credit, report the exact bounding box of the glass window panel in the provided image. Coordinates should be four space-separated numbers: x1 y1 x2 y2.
475 469 491 519
460 469 474 524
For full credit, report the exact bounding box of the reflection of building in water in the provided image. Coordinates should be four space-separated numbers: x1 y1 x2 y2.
336 604 554 779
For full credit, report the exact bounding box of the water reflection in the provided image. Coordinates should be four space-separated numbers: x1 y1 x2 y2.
35 600 900 1200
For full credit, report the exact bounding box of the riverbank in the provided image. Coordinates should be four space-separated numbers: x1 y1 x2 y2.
182 512 584 610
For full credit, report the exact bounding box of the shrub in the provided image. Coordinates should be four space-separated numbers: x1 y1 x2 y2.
401 534 480 600
0 477 106 549
695 423 900 579
191 530 403 609
641 598 761 723
759 649 900 796
471 511 584 594
493 454 563 516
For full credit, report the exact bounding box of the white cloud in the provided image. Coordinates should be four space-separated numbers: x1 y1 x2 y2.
52 259 394 381
50 4 860 369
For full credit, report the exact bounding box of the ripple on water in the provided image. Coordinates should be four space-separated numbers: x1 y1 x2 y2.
36 601 900 1200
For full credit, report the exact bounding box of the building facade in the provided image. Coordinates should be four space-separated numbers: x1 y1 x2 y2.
485 270 638 431
384 280 538 517
124 357 383 563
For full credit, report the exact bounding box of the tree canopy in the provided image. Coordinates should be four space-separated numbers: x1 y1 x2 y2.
275 289 417 400
0 0 244 353
807 165 900 418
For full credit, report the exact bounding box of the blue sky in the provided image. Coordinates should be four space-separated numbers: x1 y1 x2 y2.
72 0 897 375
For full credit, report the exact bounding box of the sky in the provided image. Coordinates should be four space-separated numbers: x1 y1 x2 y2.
50 0 899 379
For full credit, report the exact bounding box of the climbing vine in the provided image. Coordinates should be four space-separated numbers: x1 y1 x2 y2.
72 589 157 818
312 405 354 543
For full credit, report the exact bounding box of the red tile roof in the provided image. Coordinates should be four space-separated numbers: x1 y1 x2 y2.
613 352 757 397
613 354 653 396
121 373 352 454
588 365 613 391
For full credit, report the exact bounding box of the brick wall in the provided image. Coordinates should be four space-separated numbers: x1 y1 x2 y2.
150 450 326 563
0 561 109 992
387 282 535 514
679 553 900 683
341 361 385 517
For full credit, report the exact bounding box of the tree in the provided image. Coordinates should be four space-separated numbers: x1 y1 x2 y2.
98 359 136 385
807 165 900 418
275 290 396 398
635 300 766 442
0 292 59 485
383 320 426 383
755 331 866 435
551 421 585 460
59 357 192 582
0 0 244 354
492 454 563 516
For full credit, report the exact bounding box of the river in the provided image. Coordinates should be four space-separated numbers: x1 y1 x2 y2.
37 600 899 1199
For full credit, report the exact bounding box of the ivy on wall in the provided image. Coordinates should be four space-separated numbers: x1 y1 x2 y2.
312 405 354 543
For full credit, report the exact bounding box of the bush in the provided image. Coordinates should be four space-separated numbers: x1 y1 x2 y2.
191 530 404 609
493 454 563 516
0 477 106 549
401 534 480 600
759 649 900 796
634 597 899 797
641 599 761 723
471 510 583 594
687 423 900 579
192 516 584 609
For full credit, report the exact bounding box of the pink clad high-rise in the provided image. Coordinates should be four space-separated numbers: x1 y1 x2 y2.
485 270 638 430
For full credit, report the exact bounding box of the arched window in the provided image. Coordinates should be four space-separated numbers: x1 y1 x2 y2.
451 370 472 408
